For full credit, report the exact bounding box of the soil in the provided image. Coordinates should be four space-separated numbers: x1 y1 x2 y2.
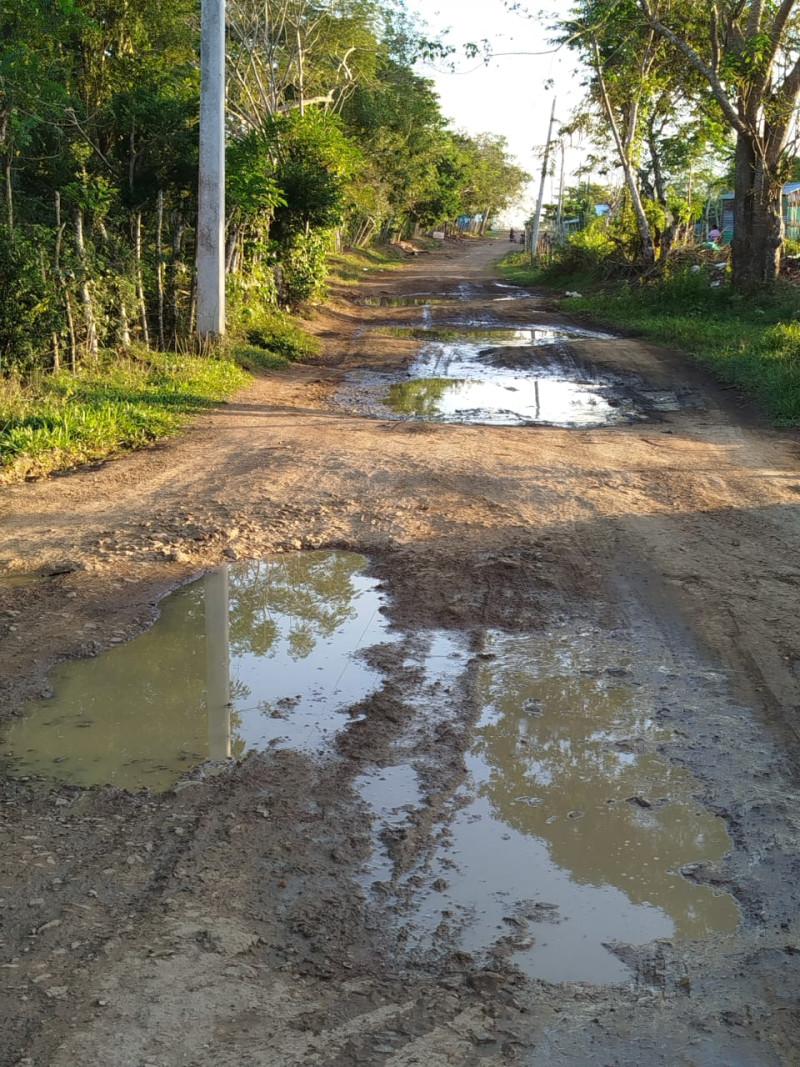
1 237 800 1066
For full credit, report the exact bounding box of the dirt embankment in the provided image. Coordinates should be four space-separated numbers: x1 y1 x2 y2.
0 238 799 1066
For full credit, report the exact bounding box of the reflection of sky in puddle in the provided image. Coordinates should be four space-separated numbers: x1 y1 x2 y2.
386 336 625 427
385 376 618 427
1 552 396 791
359 631 739 984
337 326 634 427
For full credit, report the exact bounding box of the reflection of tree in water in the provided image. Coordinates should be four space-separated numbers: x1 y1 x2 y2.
473 640 738 937
384 378 461 416
225 551 366 659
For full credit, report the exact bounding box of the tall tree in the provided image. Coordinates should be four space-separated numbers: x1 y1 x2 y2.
639 0 800 288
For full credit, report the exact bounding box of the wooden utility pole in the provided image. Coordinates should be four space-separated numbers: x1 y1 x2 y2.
529 97 557 264
196 0 226 340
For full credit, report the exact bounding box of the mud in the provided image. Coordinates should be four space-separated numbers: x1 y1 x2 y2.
0 238 799 1066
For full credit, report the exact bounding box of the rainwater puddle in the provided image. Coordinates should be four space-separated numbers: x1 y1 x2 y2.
373 326 613 342
492 283 537 301
360 631 739 984
0 572 40 588
335 325 655 428
360 295 456 307
0 552 396 791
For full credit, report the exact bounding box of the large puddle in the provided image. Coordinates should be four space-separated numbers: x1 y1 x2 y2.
1 554 739 982
358 630 739 983
335 326 674 428
0 552 395 791
360 295 456 307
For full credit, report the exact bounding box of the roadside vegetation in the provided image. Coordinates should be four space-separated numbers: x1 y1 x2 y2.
497 3 800 425
0 0 528 479
0 351 248 481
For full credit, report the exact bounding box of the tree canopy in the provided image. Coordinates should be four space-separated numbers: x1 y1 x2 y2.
0 0 529 373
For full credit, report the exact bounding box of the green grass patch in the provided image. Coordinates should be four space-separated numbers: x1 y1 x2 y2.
497 252 800 425
327 244 405 285
236 309 321 366
495 249 601 292
0 348 248 480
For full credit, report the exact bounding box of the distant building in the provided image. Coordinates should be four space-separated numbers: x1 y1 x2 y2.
720 182 800 243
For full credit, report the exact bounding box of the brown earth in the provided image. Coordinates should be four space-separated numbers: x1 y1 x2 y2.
0 237 799 1066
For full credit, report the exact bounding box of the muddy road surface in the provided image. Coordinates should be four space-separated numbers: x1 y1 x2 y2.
1 238 799 1066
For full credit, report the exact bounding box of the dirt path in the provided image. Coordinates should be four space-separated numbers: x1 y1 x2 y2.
1 238 799 1066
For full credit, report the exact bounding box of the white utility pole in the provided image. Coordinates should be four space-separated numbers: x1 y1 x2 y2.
196 0 226 339
529 97 557 264
205 567 231 760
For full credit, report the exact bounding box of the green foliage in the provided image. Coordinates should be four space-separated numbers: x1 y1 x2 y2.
0 231 60 374
267 110 359 242
280 229 333 306
244 311 320 361
0 349 247 478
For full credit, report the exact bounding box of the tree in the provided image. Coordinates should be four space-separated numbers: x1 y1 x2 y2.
639 0 800 289
560 0 722 268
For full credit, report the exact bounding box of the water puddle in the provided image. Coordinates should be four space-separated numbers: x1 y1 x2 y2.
335 325 658 428
359 630 739 983
0 552 396 791
0 573 40 588
360 295 456 307
372 326 612 342
492 283 537 301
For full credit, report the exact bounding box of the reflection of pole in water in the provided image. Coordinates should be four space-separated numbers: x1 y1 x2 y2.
205 567 231 759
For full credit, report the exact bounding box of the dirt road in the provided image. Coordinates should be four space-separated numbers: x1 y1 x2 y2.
1 238 799 1066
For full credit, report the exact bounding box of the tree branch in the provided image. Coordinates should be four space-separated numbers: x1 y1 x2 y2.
637 0 747 135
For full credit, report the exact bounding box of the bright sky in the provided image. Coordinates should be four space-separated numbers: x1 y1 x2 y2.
406 0 590 222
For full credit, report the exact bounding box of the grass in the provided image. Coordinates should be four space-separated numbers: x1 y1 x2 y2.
496 250 800 426
0 349 248 480
235 309 321 368
327 243 406 285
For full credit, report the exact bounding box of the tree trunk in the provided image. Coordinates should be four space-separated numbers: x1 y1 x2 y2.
4 158 13 238
592 39 655 269
156 190 165 349
134 211 150 346
118 292 132 348
74 207 98 360
732 134 783 290
170 211 185 342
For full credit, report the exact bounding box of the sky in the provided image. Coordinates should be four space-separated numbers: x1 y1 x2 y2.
405 0 590 222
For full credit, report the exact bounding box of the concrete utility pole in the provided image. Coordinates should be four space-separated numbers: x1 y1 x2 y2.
196 0 226 339
205 567 231 760
529 97 557 264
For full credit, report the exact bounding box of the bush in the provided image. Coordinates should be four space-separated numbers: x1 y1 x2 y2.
0 230 61 375
281 229 331 306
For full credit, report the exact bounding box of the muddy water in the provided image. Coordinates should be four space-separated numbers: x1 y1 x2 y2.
360 630 739 984
0 551 395 790
334 325 667 427
0 573 40 587
2 551 739 983
360 295 456 307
